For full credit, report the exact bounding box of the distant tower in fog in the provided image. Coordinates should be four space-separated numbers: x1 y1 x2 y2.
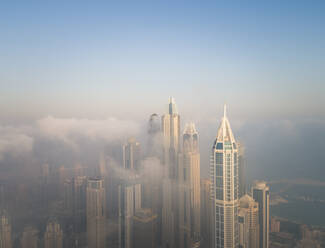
238 195 259 248
147 113 162 158
210 105 239 248
0 211 12 248
64 176 87 232
178 123 201 247
123 138 141 171
161 97 180 178
252 181 269 248
44 219 63 248
86 178 106 248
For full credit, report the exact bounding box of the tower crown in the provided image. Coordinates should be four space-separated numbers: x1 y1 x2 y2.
215 104 236 144
183 122 199 153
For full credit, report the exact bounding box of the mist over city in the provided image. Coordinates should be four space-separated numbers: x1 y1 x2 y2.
1 1 325 248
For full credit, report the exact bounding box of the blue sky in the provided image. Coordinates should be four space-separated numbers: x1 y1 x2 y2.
0 1 325 180
0 1 324 121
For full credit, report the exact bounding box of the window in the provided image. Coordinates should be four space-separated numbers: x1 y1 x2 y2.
216 153 223 164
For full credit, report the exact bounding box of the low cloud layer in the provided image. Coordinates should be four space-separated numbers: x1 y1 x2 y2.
0 126 34 160
0 115 324 182
37 116 140 149
0 116 140 177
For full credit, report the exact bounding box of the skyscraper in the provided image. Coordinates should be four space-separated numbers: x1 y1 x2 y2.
123 138 141 171
238 195 259 248
178 123 201 248
86 178 106 248
252 181 269 248
161 97 181 248
0 211 12 248
118 180 142 248
147 113 162 158
44 219 63 248
210 105 239 248
161 97 180 178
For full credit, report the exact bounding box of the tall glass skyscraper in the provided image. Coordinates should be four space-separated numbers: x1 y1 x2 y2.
161 97 180 179
161 97 181 248
210 105 239 248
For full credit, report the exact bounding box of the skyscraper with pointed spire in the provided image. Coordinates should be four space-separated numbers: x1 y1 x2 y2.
211 105 239 248
161 97 181 248
161 97 180 179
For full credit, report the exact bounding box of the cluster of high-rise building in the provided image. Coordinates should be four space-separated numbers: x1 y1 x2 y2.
0 97 270 248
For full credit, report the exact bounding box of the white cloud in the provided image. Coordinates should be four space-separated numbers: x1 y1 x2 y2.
37 116 140 147
0 126 34 159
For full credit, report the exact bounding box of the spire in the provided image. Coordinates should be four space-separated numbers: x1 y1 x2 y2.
215 105 236 143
